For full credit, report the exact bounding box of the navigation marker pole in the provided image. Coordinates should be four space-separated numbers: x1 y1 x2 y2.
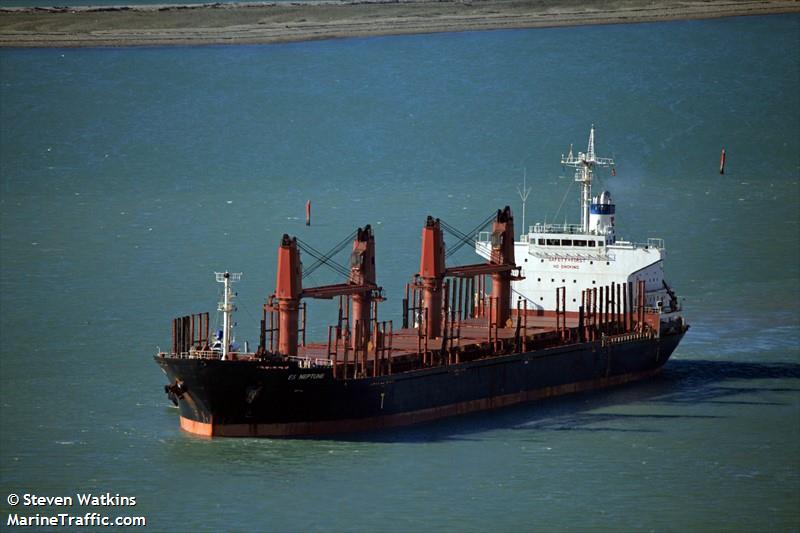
216 271 242 360
561 125 615 233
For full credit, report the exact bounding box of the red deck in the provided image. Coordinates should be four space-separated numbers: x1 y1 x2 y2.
297 314 579 362
283 311 608 380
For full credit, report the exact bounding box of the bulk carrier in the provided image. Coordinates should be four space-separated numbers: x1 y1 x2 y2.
156 127 688 437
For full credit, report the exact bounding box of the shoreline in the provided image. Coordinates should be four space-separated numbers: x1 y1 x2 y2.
1 0 798 48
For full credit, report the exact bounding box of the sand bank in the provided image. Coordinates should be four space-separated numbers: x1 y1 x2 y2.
1 0 798 48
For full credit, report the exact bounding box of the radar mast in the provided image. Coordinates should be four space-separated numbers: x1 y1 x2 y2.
215 271 242 360
561 125 615 233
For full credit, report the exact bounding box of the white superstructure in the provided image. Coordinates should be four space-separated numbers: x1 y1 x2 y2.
476 126 680 317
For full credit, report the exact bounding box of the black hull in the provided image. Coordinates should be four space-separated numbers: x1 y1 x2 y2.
155 331 685 437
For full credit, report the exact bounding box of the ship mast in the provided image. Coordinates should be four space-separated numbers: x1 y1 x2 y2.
561 125 615 233
517 168 531 238
215 271 242 360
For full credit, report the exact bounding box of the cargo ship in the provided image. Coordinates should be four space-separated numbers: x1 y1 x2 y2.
155 126 688 437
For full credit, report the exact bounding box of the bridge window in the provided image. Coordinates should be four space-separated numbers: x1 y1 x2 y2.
588 241 596 247
574 240 586 247
546 239 560 246
538 239 546 245
562 239 572 246
598 241 604 247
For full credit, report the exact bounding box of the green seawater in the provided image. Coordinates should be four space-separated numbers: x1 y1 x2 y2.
1 15 799 532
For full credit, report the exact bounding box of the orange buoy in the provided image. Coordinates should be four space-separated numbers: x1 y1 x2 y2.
719 148 726 175
305 200 311 226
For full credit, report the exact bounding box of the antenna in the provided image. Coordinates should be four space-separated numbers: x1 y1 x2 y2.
215 271 242 360
560 125 615 233
516 167 532 239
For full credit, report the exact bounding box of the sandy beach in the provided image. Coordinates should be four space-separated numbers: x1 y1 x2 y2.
0 0 798 48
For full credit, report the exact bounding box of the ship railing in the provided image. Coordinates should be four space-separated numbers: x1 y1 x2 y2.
528 249 612 262
288 355 333 368
190 350 223 359
531 223 585 235
610 238 665 251
602 330 657 346
158 350 224 359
